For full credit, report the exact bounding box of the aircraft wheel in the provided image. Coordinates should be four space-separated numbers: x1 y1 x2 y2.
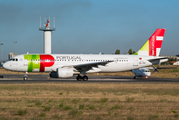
23 76 28 81
83 76 88 81
76 75 83 81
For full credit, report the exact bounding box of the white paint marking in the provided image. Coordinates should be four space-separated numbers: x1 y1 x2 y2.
156 36 163 41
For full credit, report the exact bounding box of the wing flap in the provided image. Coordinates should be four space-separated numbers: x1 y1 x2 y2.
62 61 113 73
73 61 112 68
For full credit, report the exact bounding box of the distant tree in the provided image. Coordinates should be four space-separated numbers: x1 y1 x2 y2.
132 51 136 54
128 49 133 55
115 49 120 54
168 58 177 62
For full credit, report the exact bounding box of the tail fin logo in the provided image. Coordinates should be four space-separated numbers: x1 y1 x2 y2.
134 28 165 56
151 36 155 56
149 29 164 56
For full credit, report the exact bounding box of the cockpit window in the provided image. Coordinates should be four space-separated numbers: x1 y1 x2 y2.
10 58 18 61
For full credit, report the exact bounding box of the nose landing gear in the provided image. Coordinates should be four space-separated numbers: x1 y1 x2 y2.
23 72 28 80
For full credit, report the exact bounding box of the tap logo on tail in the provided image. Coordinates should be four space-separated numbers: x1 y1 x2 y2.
134 28 165 56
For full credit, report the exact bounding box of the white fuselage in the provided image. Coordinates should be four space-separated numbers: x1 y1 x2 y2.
3 54 162 73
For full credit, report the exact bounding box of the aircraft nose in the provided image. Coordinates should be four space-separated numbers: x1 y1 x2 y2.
3 62 9 70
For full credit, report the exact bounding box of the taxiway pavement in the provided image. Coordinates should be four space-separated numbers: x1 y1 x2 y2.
0 74 178 83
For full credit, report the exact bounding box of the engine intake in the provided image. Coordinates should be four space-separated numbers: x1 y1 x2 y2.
49 68 73 78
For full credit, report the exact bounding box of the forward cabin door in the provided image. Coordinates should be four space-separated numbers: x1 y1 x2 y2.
24 58 29 66
133 57 138 66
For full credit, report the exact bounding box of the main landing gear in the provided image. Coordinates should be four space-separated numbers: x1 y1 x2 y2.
23 72 28 80
76 74 88 81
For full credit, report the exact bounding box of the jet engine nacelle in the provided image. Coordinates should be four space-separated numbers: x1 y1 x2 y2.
49 68 73 78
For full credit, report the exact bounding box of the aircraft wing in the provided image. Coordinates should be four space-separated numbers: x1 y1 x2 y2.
74 61 112 68
63 61 113 73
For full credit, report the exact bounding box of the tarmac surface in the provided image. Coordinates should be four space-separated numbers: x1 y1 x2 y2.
0 74 179 83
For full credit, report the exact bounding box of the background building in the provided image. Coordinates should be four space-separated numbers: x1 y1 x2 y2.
9 52 18 60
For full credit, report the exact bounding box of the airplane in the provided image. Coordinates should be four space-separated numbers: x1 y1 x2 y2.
3 28 166 81
132 59 168 79
133 67 151 79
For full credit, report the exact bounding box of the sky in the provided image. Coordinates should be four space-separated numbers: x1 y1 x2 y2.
0 0 179 60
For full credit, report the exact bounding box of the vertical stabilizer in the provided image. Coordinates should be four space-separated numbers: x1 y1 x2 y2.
134 28 165 56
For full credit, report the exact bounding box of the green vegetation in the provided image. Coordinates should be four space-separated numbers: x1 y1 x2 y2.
35 101 42 106
43 106 51 111
59 103 64 108
39 113 46 117
100 98 108 103
88 105 95 110
69 110 83 117
115 49 120 54
127 116 135 120
17 110 27 116
128 48 136 55
170 69 179 72
63 105 72 110
48 99 53 103
174 114 179 118
52 114 59 119
0 83 179 119
126 97 135 103
72 99 80 103
172 110 177 113
149 115 159 120
0 86 19 90
111 105 121 110
79 104 85 110
83 98 89 102
2 108 6 111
